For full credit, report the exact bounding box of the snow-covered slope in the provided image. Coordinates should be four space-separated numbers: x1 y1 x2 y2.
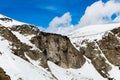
69 23 120 41
68 23 120 50
0 14 25 27
48 57 106 80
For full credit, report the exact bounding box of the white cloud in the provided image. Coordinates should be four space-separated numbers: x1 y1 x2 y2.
46 12 74 35
38 26 46 31
45 0 120 35
44 6 56 11
78 0 120 27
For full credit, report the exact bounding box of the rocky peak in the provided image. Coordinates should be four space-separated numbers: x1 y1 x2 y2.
69 24 120 80
0 24 85 69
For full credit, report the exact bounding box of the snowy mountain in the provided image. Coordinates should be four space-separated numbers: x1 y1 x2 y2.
68 23 120 80
0 14 120 80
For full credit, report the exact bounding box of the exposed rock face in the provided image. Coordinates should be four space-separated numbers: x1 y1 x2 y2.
80 42 112 78
0 25 31 61
0 24 85 68
11 24 40 35
77 27 120 79
0 17 12 22
31 32 85 68
99 27 120 66
0 68 11 80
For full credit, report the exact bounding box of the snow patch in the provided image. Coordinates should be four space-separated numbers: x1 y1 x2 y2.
48 60 106 80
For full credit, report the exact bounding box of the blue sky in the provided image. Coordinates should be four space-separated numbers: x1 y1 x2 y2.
0 0 99 28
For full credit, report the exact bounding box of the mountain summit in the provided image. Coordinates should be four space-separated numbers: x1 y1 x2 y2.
0 14 25 27
0 14 120 80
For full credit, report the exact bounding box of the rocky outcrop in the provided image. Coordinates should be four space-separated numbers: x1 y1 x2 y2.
0 68 11 80
78 27 120 79
30 32 85 68
0 25 31 60
10 24 40 35
0 17 12 22
99 27 120 66
0 25 85 68
80 42 112 78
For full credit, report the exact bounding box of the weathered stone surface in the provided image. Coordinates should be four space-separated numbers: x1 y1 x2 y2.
0 26 31 61
0 18 12 22
0 68 11 80
99 28 120 66
0 26 20 43
10 24 40 35
30 32 85 68
78 27 120 79
80 41 112 78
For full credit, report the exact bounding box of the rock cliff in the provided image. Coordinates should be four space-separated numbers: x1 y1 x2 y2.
0 24 85 68
69 24 120 80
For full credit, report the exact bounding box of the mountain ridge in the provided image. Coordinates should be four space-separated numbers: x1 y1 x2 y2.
0 14 120 80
